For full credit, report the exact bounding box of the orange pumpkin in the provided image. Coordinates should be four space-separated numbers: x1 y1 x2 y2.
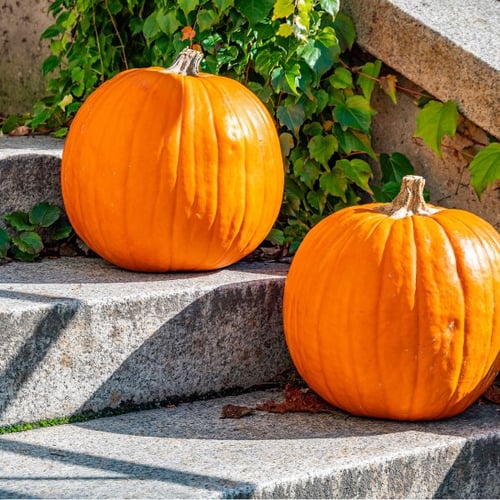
61 48 284 272
283 175 500 421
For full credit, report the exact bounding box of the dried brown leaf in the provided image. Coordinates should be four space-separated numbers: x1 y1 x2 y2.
220 404 254 419
181 26 196 42
9 125 30 136
481 383 500 404
256 384 336 414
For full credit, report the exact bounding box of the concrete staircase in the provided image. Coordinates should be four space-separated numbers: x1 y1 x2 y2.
1 0 499 494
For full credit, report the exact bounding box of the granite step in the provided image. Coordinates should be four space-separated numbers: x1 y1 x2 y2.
0 389 498 498
0 257 290 428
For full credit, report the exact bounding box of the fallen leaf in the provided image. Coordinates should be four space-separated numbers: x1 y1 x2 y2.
256 384 336 414
481 383 500 404
9 125 30 136
220 404 254 419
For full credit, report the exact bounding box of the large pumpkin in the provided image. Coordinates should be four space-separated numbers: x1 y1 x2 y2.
283 175 500 421
61 48 284 272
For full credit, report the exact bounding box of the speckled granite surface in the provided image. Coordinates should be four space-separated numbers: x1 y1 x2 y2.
0 258 290 427
0 390 498 498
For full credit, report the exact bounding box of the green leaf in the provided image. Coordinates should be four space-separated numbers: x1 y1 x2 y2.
293 158 321 189
41 24 64 39
266 228 285 246
11 232 43 255
333 95 376 134
3 211 35 231
277 103 306 137
52 127 68 138
49 222 73 241
29 202 60 227
303 122 323 136
301 39 338 79
284 63 301 96
196 9 218 32
319 0 340 17
277 23 294 37
1 115 21 134
468 143 500 198
337 126 377 159
380 152 415 183
178 0 199 16
279 132 295 157
414 100 458 157
272 0 295 19
295 0 313 37
329 67 353 89
0 228 9 258
308 135 338 167
332 11 355 50
9 246 37 262
213 0 234 14
337 158 373 194
254 49 282 79
42 55 61 75
142 12 160 40
306 190 327 214
319 168 348 202
357 60 382 101
235 0 274 25
157 9 181 35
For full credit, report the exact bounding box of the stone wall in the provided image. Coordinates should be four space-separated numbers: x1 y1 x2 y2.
0 0 51 114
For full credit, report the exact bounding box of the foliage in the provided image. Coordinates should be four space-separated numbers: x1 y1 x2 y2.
0 202 72 262
21 0 499 254
30 0 389 252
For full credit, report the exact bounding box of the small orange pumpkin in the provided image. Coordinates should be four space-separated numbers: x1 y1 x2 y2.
61 48 284 272
283 175 500 421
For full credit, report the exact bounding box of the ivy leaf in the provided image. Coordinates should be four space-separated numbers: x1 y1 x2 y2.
49 222 73 241
332 11 355 50
235 0 274 25
293 158 321 189
333 96 376 135
303 122 323 136
277 102 306 137
3 211 35 231
319 0 340 17
380 152 415 183
42 55 61 75
414 100 458 158
213 0 234 14
468 143 500 198
308 135 338 167
279 132 295 157
272 0 295 19
254 49 282 79
319 168 348 202
29 202 60 228
196 9 218 32
277 23 293 37
379 74 398 104
295 0 313 38
11 232 43 255
142 12 160 40
178 0 199 16
357 60 382 101
284 63 301 96
337 158 373 194
157 9 181 35
329 67 353 89
306 190 327 214
337 126 377 159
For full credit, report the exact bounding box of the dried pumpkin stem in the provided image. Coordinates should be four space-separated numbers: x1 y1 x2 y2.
380 175 440 218
164 48 202 76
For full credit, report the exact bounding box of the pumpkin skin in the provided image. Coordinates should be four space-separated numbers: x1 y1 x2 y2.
61 49 284 272
283 176 500 421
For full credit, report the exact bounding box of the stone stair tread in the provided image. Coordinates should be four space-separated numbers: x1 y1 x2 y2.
0 389 498 498
0 257 289 428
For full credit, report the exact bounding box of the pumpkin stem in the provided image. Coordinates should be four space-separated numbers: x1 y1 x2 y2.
165 48 203 76
381 175 440 218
